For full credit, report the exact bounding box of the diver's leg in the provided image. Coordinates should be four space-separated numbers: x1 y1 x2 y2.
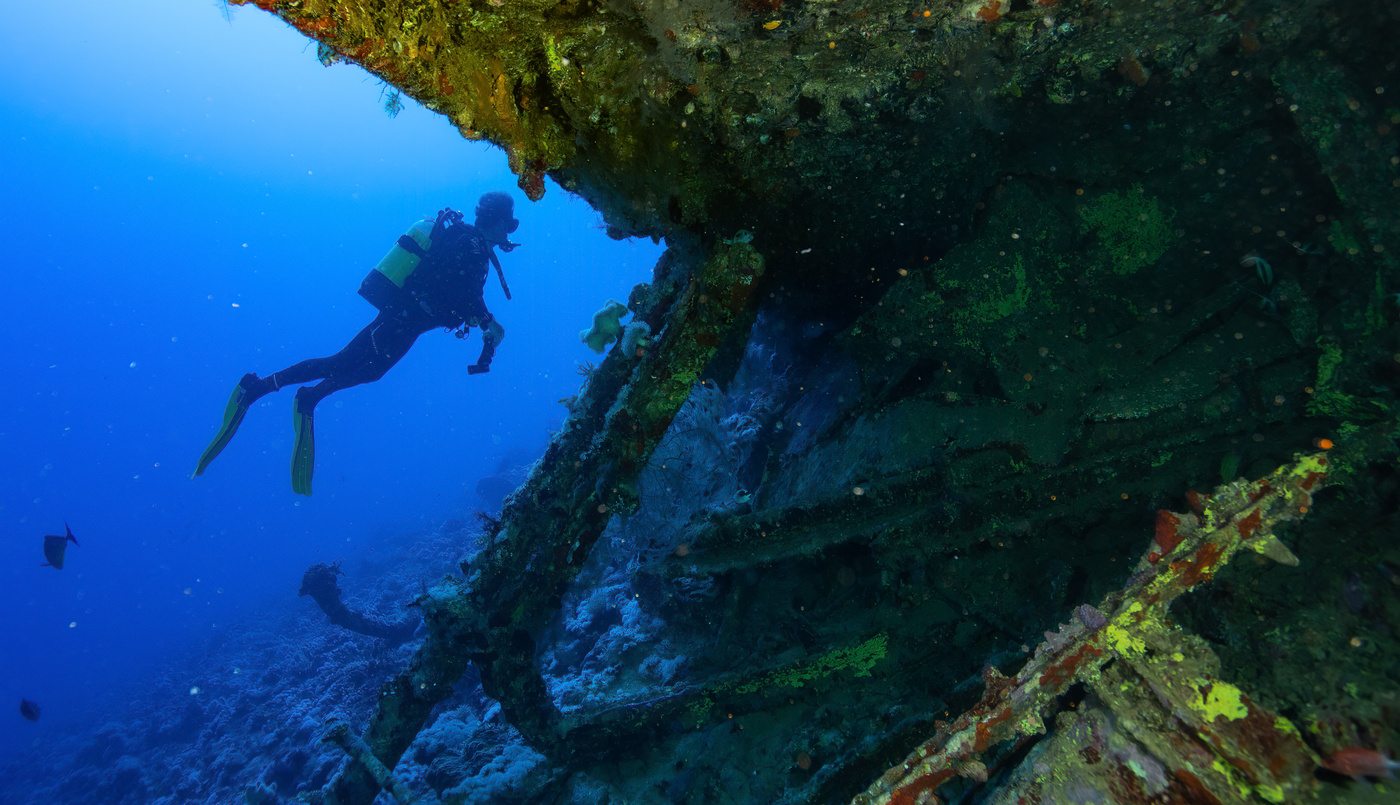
286 316 428 496
255 312 394 392
194 314 387 477
198 314 390 479
291 316 426 408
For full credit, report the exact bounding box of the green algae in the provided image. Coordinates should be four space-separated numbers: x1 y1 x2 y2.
1306 338 1390 421
1077 185 1173 276
685 633 889 727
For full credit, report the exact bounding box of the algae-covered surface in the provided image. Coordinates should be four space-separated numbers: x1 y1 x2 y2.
8 0 1395 802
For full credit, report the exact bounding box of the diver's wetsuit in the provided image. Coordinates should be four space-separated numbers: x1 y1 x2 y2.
194 203 517 492
247 220 502 411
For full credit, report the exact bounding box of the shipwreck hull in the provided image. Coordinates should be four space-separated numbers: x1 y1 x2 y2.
229 0 1400 802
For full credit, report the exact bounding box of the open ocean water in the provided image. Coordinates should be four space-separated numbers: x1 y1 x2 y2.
0 0 658 776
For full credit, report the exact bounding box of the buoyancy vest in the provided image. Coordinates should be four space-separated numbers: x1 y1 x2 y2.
358 210 505 327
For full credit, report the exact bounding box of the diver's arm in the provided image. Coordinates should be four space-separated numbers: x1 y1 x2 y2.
467 316 504 376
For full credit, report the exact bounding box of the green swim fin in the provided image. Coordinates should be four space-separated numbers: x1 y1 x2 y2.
193 374 258 477
290 390 316 497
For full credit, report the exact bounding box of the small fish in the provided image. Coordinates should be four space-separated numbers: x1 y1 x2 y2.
41 523 79 570
1321 747 1400 782
19 699 40 722
1240 252 1273 287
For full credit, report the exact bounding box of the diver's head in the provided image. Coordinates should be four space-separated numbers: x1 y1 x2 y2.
474 191 519 245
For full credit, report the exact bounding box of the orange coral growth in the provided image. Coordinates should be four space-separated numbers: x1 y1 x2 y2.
291 15 336 37
1239 18 1262 53
975 1 1002 22
350 38 382 61
515 156 548 201
1116 55 1148 87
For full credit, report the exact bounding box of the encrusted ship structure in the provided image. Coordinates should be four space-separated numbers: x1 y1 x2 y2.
231 0 1400 801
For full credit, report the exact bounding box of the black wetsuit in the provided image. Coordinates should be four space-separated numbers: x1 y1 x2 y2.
258 221 497 409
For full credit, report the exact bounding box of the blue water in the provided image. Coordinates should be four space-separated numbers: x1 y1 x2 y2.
0 0 660 761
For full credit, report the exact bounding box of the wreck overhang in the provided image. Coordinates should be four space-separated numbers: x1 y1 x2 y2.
232 0 1321 267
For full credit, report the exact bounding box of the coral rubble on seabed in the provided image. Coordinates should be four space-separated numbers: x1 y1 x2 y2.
0 522 482 805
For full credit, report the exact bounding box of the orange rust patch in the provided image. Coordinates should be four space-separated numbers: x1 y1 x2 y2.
1236 509 1262 540
973 707 1013 751
1267 751 1289 777
1185 489 1207 513
1038 643 1104 689
1173 768 1224 804
1154 510 1184 554
1171 541 1224 587
890 769 955 805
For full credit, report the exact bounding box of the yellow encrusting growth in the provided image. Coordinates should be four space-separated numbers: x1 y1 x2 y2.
1104 602 1148 657
1196 681 1249 722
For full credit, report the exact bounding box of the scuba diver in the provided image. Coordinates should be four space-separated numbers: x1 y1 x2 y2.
193 192 520 496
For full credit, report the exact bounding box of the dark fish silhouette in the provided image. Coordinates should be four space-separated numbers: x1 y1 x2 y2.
19 700 40 722
41 523 79 570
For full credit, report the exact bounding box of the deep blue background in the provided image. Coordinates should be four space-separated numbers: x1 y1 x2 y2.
0 0 659 758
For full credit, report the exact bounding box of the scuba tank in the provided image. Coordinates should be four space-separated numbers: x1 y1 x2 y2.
358 218 433 313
